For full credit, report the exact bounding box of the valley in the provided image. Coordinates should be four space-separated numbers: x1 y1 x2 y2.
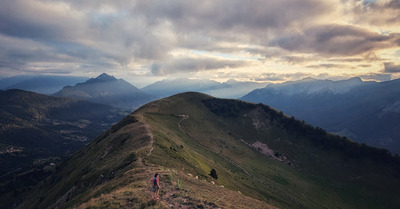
0 89 129 198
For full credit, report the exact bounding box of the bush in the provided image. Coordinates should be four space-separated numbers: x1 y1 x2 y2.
209 169 218 179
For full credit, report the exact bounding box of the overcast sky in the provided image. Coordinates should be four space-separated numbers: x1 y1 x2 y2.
0 0 399 87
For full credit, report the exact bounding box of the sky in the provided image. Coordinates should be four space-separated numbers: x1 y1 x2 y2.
0 0 399 87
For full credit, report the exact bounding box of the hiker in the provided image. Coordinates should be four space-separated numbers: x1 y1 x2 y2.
151 173 161 199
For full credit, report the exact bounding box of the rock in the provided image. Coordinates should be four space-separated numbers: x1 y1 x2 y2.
169 204 175 208
195 176 198 179
211 181 215 185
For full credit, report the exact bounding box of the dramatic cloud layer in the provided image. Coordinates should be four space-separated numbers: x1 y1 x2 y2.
0 0 399 84
271 24 400 56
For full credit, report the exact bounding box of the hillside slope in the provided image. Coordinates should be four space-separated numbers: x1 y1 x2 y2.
11 92 400 209
0 89 127 179
242 78 400 154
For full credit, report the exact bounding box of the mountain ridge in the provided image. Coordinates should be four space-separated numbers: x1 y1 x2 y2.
0 75 89 94
261 77 365 95
141 78 268 99
242 78 400 154
7 92 400 209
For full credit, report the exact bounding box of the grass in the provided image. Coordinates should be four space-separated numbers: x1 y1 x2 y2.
9 92 400 209
140 93 400 209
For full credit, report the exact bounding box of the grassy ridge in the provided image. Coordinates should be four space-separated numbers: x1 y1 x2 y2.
8 92 400 209
141 92 400 209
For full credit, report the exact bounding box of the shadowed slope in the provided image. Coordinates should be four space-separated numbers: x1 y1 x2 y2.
0 89 126 178
242 78 400 154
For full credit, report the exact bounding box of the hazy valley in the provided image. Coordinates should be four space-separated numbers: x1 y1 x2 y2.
0 89 128 198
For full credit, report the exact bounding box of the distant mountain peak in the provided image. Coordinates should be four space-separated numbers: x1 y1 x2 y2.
96 73 117 80
53 73 155 109
347 77 363 83
225 78 238 84
299 77 317 82
93 73 117 82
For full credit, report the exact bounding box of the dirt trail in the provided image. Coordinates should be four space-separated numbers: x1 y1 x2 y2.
141 165 218 209
136 114 199 208
134 113 154 167
134 113 301 208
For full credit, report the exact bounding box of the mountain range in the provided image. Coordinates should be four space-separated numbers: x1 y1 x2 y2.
53 73 156 109
141 78 268 99
0 74 268 102
242 77 400 154
4 92 399 209
0 89 128 183
0 75 89 94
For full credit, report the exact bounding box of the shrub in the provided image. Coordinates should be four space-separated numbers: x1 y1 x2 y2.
209 169 218 179
177 179 182 189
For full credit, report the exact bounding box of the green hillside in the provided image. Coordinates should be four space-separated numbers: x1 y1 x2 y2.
9 92 400 209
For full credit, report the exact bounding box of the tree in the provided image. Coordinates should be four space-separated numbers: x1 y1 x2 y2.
209 168 218 179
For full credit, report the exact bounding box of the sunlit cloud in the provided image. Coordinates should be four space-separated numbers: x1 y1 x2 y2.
384 62 400 73
0 0 399 84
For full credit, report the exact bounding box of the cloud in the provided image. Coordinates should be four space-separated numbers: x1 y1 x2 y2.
328 58 364 62
352 0 400 26
131 0 332 55
255 72 315 82
254 72 393 83
270 24 400 56
0 0 112 70
0 0 184 78
306 63 352 69
151 57 249 75
384 63 400 73
0 0 86 41
0 0 399 83
359 73 392 82
278 55 315 64
134 0 329 32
